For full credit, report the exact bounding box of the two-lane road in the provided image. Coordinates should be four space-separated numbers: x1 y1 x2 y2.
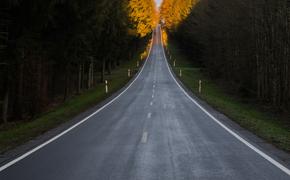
0 27 289 179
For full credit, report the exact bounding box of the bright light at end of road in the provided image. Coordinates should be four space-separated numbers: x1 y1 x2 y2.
155 0 162 7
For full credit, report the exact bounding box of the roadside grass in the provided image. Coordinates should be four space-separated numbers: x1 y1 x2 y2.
166 42 290 152
0 55 142 153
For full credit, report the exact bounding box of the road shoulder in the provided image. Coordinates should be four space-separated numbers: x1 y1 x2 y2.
164 42 290 170
0 55 147 167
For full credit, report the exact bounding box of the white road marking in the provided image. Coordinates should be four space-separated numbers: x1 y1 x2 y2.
0 35 155 173
147 113 152 119
150 101 153 106
159 26 290 176
141 132 148 143
153 84 155 88
152 94 154 98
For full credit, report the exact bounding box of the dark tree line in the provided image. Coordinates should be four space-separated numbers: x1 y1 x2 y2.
0 0 154 123
162 0 290 114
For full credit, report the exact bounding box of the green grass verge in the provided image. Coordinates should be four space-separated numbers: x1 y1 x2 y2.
0 55 142 153
166 42 290 152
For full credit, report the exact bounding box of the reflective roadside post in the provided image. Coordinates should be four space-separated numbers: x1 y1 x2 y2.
179 69 182 77
128 69 131 77
105 80 108 93
199 80 202 93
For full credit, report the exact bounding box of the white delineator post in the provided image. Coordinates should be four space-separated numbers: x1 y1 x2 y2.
199 80 202 93
179 69 182 77
137 61 139 67
105 80 108 93
173 60 176 67
128 69 131 77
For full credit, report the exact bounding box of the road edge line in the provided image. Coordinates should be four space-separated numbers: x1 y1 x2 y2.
0 37 154 172
159 26 290 176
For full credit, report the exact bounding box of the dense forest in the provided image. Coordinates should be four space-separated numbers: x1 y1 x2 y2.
161 0 290 114
0 0 157 123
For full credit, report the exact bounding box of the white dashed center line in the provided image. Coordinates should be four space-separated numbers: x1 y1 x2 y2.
147 112 152 119
141 132 148 144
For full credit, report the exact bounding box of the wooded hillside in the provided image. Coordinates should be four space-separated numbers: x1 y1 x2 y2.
0 0 157 123
161 0 290 114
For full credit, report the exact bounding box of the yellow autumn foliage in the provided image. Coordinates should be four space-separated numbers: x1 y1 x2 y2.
127 0 158 37
160 0 197 30
162 29 168 46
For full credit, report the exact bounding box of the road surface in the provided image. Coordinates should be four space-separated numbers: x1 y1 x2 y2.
0 27 289 180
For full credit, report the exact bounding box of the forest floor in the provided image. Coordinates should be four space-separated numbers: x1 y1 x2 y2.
167 42 290 152
0 55 142 153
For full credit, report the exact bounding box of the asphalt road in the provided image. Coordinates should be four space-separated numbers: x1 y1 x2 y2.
0 27 290 180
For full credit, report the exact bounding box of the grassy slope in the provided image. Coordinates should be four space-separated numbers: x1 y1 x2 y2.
0 54 142 153
166 42 290 152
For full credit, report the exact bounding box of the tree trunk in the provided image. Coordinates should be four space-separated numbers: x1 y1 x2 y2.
77 63 82 94
63 64 70 101
107 60 112 75
82 63 85 89
14 62 24 119
88 60 92 89
111 60 116 70
91 61 94 87
100 59 105 83
2 82 9 123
